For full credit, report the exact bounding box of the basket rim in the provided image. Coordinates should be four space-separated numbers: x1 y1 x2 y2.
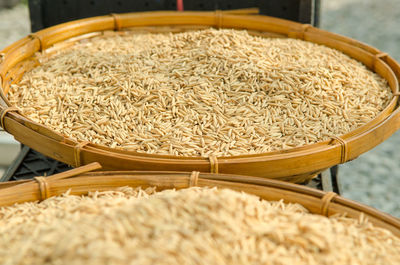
0 165 399 237
1 10 400 181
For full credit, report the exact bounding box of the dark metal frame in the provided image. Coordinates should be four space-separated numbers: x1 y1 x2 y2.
1 145 71 181
28 0 320 32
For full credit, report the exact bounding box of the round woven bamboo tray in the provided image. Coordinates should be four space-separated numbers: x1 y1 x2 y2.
0 162 399 238
1 10 400 183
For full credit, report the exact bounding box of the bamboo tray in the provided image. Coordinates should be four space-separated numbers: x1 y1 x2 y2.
1 10 400 183
0 162 399 238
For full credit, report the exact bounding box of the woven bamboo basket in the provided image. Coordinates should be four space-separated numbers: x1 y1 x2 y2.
1 9 400 183
0 162 399 238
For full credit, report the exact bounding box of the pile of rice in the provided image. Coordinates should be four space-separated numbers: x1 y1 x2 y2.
0 187 399 265
8 29 392 156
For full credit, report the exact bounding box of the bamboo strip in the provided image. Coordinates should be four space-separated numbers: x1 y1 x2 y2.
0 169 398 237
0 11 399 182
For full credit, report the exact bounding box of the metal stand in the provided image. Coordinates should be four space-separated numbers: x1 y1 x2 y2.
1 145 71 182
305 166 342 194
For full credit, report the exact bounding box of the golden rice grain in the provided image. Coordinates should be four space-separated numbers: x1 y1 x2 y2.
0 187 399 265
8 29 392 156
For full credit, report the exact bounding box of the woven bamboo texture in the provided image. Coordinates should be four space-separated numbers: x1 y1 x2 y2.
1 10 400 183
0 162 399 238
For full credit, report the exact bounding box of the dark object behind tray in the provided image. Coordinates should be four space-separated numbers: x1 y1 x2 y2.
28 0 320 32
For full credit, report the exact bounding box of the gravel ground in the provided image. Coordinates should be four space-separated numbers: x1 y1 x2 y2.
0 1 399 217
321 0 400 217
0 4 29 48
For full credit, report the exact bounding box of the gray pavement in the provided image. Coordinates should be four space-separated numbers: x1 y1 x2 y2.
321 0 400 217
0 4 29 49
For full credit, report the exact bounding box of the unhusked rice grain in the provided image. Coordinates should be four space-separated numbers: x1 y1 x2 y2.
0 187 399 265
8 29 392 156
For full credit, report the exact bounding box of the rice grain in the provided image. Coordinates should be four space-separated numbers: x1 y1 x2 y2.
8 29 392 156
0 187 399 265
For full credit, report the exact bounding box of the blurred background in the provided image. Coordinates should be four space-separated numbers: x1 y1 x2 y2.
0 0 399 217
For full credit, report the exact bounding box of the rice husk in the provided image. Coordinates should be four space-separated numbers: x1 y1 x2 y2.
8 29 392 156
0 186 399 265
